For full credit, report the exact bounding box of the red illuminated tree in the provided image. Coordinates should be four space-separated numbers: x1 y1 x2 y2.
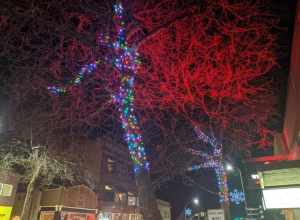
127 1 279 214
131 0 279 150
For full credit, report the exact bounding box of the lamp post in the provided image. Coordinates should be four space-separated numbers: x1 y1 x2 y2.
184 197 199 220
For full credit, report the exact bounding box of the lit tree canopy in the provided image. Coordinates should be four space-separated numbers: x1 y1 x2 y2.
132 0 279 148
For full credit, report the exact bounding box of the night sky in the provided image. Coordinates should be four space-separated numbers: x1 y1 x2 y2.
0 0 298 219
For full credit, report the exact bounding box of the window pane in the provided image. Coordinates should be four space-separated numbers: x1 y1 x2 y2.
128 196 136 206
0 183 13 197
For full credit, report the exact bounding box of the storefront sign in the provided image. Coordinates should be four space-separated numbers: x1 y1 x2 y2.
207 209 225 220
260 168 300 188
0 206 13 220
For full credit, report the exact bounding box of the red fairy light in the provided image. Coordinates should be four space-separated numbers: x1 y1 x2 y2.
132 0 278 149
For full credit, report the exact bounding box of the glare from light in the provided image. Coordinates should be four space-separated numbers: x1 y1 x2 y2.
105 185 112 191
251 174 260 180
193 198 199 205
225 163 234 171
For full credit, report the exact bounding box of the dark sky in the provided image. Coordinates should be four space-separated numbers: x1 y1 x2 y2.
0 0 298 219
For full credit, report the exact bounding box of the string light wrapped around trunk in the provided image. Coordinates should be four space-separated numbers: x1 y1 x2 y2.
189 127 229 203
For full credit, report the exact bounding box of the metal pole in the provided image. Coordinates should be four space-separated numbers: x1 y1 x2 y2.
237 167 248 209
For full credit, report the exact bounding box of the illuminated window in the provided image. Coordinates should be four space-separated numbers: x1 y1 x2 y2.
105 185 112 191
0 183 13 197
107 158 116 173
115 193 126 203
99 213 111 220
128 196 136 206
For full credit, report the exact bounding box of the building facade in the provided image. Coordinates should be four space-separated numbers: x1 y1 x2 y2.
242 2 300 220
273 0 300 160
96 137 143 220
156 199 171 220
58 136 144 220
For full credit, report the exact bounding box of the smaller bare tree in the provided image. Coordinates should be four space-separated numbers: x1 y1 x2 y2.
0 138 74 220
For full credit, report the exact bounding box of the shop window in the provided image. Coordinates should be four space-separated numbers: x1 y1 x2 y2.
98 213 111 220
0 183 13 197
61 212 93 220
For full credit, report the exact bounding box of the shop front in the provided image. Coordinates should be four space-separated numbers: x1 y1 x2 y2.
97 212 142 220
39 206 97 220
0 170 18 220
255 160 300 220
38 185 98 220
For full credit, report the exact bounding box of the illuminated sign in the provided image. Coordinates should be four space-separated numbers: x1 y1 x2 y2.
0 206 13 220
262 187 300 209
259 168 300 188
207 209 225 220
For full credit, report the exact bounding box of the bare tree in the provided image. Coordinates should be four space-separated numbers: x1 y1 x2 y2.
0 138 74 220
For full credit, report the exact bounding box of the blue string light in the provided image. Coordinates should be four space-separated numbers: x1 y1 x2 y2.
230 189 245 205
189 127 229 203
48 60 101 95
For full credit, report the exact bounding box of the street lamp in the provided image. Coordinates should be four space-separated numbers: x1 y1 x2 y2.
225 163 234 171
193 198 199 205
225 163 248 208
184 197 200 220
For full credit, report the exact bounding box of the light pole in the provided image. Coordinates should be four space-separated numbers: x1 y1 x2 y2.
225 163 248 208
184 197 199 220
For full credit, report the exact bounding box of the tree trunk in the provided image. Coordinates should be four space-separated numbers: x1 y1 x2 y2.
20 151 41 220
221 201 231 220
136 170 162 220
